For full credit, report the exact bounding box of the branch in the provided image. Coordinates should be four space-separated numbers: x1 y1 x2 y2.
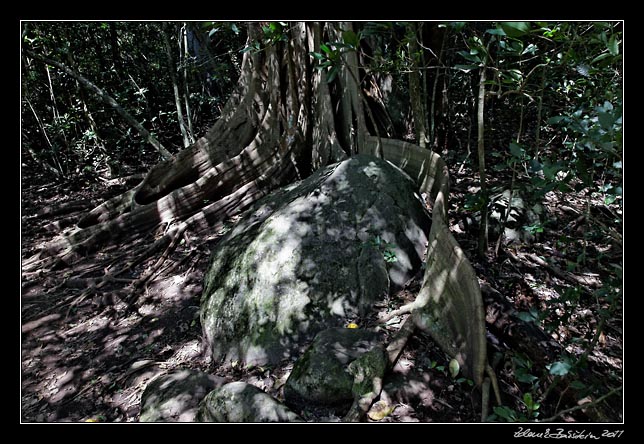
537 386 622 423
23 48 173 160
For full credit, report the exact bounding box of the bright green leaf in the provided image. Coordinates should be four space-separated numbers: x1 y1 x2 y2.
449 359 460 378
607 34 619 56
604 195 617 205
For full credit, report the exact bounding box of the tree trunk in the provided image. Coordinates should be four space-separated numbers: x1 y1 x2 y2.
477 65 488 258
162 22 191 148
23 22 491 416
408 23 427 148
180 22 196 143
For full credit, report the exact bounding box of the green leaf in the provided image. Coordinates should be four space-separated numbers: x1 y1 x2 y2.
591 52 612 64
486 27 506 36
509 142 525 159
320 43 332 55
230 23 240 34
501 22 531 38
493 406 517 422
326 65 338 83
449 359 460 378
598 112 614 130
548 360 572 376
607 34 619 56
457 50 481 63
516 368 539 384
383 249 397 263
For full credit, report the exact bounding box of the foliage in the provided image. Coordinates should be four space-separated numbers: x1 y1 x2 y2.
368 234 398 264
21 22 622 421
22 21 244 178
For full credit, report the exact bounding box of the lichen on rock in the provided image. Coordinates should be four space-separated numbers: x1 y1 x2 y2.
200 154 430 367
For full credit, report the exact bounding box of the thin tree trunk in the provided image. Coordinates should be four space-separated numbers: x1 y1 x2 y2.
408 23 427 148
24 96 64 176
181 23 195 143
23 49 173 161
430 31 447 149
535 65 546 160
477 66 488 258
162 22 191 148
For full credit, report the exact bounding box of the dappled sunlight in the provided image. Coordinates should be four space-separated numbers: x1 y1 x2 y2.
201 155 431 368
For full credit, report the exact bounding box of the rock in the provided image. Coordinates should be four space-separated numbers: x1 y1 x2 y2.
200 154 430 366
197 382 302 422
139 369 225 422
283 327 383 414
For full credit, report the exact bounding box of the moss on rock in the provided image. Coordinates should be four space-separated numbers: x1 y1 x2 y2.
200 155 430 367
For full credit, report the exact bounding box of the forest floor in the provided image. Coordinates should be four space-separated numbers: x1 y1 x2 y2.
20 151 623 423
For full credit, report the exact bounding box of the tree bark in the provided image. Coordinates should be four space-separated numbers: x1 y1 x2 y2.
180 23 196 142
408 23 427 148
477 65 488 257
23 49 173 161
162 22 191 148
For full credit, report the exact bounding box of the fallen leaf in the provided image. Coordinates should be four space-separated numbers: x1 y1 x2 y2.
367 400 395 421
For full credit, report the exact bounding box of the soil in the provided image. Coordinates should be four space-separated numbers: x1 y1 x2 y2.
20 151 623 423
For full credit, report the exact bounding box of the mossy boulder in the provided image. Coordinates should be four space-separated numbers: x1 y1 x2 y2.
139 369 225 422
283 327 384 413
200 154 430 366
197 382 302 422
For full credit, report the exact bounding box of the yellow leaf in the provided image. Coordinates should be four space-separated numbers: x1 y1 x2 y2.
85 418 99 422
449 358 460 378
367 400 395 421
346 322 359 329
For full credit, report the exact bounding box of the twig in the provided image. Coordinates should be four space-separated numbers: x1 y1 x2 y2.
537 386 621 423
